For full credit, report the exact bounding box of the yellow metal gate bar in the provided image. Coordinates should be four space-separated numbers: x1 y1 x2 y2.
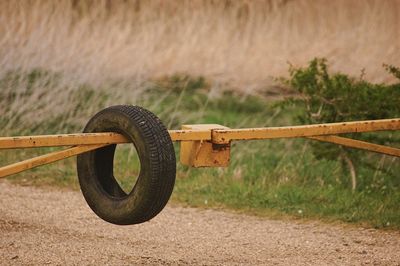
1 118 398 148
308 135 400 157
211 118 400 144
0 118 399 178
0 144 107 178
0 130 211 149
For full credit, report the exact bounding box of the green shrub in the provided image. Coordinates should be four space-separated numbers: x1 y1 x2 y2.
284 58 400 190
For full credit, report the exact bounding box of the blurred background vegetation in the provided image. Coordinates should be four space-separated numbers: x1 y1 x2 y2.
0 0 399 229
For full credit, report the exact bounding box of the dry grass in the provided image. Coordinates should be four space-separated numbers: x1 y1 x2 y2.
0 0 399 94
0 0 399 134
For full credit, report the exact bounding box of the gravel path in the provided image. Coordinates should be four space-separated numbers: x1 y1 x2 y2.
0 180 399 265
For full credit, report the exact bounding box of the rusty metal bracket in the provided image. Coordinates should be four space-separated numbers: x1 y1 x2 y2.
180 124 231 167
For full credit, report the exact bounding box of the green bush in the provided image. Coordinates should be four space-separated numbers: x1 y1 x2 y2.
284 58 400 190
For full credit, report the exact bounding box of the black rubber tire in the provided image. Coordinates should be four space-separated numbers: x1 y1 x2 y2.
77 105 176 225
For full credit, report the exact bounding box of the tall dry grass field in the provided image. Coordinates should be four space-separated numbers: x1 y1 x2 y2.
1 0 399 91
0 0 399 134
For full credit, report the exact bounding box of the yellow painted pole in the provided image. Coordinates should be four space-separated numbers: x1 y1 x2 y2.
308 135 400 157
212 118 400 144
0 118 399 177
0 144 107 178
0 130 211 149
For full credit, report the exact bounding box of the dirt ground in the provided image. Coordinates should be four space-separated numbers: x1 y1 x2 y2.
0 180 399 265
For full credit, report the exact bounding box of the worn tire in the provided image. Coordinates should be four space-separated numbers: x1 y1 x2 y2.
77 105 176 225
